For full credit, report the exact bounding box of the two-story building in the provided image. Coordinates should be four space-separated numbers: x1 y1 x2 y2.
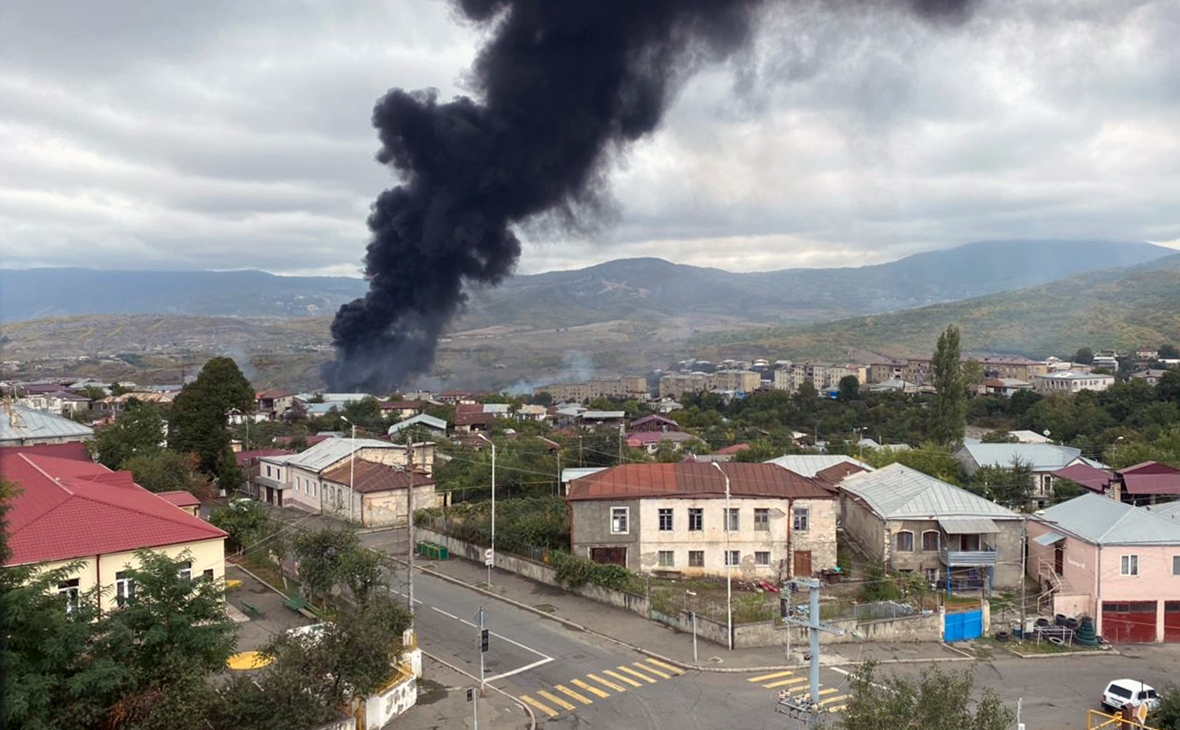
566 462 837 581
274 436 435 514
955 442 1099 509
1028 493 1180 643
838 463 1024 593
319 459 442 527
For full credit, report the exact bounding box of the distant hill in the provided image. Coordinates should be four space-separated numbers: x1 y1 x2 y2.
697 253 1180 361
0 240 1170 326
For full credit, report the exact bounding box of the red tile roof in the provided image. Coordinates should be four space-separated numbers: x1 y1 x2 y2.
256 389 294 399
381 400 424 410
157 490 202 508
814 462 869 485
321 459 434 494
713 443 751 456
3 441 93 461
2 452 226 566
567 462 834 501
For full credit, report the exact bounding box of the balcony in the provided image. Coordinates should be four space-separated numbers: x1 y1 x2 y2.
253 475 287 491
940 545 997 567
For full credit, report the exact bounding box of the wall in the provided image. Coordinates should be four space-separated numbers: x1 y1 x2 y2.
792 498 838 575
1097 543 1180 642
570 499 641 570
361 484 441 528
840 495 888 563
363 656 419 730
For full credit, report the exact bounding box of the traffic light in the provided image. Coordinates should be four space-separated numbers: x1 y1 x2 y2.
480 628 489 653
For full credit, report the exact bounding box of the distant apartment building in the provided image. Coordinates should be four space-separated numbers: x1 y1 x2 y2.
867 361 905 384
534 376 648 403
658 370 760 399
710 369 762 393
977 357 1050 381
772 363 863 392
1033 371 1115 395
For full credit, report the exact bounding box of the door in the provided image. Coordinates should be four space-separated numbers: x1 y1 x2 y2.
1102 601 1157 643
793 550 812 577
944 607 983 642
1054 542 1064 575
590 547 627 567
1165 602 1180 643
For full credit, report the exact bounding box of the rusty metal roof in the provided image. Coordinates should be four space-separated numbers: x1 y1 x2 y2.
566 462 834 501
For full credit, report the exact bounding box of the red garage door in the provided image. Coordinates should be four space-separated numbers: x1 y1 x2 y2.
1166 602 1180 643
1102 601 1157 644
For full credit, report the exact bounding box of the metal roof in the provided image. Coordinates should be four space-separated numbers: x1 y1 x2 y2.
567 462 834 502
763 454 872 478
0 405 94 445
957 443 1085 472
840 463 1020 521
938 516 1000 534
285 436 397 473
561 467 608 483
1149 501 1180 521
1034 493 1180 545
1033 531 1065 546
388 414 447 435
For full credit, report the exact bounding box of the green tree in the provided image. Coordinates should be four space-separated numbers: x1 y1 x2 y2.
930 325 967 446
123 450 211 497
292 528 364 604
838 375 860 402
168 357 254 487
840 661 1014 730
969 458 1032 507
981 430 1018 443
92 400 165 469
863 444 966 485
1159 344 1180 360
1074 347 1094 364
210 501 275 554
1154 685 1180 730
962 357 985 389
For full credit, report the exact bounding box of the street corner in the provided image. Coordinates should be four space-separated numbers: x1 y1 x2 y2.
401 656 532 730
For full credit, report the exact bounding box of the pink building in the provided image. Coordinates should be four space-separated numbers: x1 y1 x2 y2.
1028 493 1180 643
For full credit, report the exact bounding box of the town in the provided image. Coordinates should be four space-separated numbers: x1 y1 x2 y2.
4 330 1180 730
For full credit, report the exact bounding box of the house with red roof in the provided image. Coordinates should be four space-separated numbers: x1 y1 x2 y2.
1 450 226 613
255 389 295 419
1114 462 1180 506
566 462 837 580
319 459 441 528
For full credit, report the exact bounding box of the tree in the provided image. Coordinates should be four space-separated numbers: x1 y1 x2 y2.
981 430 1018 443
92 400 165 469
168 357 254 486
123 450 212 497
930 325 967 446
1074 347 1094 365
1154 685 1180 730
863 445 966 485
969 458 1032 507
291 528 365 604
840 661 1014 730
210 501 275 554
838 375 860 402
1159 344 1180 360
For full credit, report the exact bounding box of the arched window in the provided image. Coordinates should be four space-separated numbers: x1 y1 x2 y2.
922 530 940 552
895 531 914 552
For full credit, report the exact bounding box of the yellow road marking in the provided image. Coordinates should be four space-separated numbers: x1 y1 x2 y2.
749 670 795 683
572 679 610 698
637 662 671 679
617 665 658 684
555 684 593 705
538 690 576 711
644 658 684 675
826 705 847 713
604 669 642 687
588 673 626 692
765 677 807 689
521 695 558 718
818 688 839 696
819 694 849 705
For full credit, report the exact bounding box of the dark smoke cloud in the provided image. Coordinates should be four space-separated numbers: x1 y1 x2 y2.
326 0 977 392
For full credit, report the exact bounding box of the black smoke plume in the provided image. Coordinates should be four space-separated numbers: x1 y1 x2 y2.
326 0 977 392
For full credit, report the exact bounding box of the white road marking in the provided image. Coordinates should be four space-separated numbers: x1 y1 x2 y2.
431 606 459 620
486 657 555 681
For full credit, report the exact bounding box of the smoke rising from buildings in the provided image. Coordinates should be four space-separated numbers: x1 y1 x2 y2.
326 0 977 393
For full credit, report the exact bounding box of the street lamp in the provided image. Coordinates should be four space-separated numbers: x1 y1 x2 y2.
340 416 356 524
476 433 496 588
710 461 733 651
685 589 698 663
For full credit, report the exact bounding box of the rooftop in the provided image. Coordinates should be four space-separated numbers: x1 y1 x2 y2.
321 459 433 494
957 442 1091 471
840 463 1021 521
567 462 834 502
285 436 396 473
1036 493 1180 545
0 405 94 445
763 454 872 478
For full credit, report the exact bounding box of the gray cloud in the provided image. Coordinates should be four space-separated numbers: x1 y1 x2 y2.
1 0 1177 276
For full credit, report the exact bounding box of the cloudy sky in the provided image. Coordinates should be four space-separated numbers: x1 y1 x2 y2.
2 0 1178 276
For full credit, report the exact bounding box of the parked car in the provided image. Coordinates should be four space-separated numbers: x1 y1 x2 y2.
1102 679 1160 714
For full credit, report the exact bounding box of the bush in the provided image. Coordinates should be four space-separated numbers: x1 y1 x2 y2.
551 551 632 591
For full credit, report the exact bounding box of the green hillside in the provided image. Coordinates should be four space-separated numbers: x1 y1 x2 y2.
696 254 1180 361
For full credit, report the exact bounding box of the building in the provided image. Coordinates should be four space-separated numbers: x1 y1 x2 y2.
534 377 648 403
977 357 1050 381
14 389 92 416
1114 462 1180 506
624 430 699 454
1033 371 1115 394
454 403 495 434
380 399 426 420
838 463 1024 592
1028 493 1180 643
388 413 448 438
1051 463 1113 496
1 448 227 614
982 378 1034 397
1 405 94 448
270 437 435 513
319 459 441 527
764 454 872 478
955 442 1097 509
94 391 176 417
256 389 295 419
566 462 838 580
1131 369 1171 387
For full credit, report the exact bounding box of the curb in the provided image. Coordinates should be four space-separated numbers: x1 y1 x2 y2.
1004 647 1120 659
421 650 537 730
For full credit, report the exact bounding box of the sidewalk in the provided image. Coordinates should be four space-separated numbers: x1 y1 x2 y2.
405 547 966 671
398 656 530 730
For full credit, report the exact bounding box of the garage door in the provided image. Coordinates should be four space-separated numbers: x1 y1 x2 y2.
1166 601 1180 643
1102 601 1157 644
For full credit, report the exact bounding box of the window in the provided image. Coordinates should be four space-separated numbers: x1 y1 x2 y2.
658 550 675 568
1121 554 1139 576
725 550 740 567
895 531 914 552
754 508 770 532
115 571 135 607
725 508 740 532
611 507 629 534
1173 555 1180 576
792 507 809 532
177 561 192 582
755 551 770 566
922 531 940 552
57 578 80 613
688 550 704 568
924 568 939 584
658 508 673 531
688 508 703 531
202 569 215 581
266 465 272 477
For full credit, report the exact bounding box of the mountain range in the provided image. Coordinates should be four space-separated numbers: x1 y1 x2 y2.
0 239 1170 326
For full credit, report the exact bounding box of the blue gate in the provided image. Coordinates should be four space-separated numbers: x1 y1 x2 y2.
944 608 983 642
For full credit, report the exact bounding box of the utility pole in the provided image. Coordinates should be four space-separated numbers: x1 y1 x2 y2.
477 606 488 694
781 578 846 728
711 462 733 651
1019 513 1028 637
406 429 415 620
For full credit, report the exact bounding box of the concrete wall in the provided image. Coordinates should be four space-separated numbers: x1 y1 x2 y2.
570 499 642 571
841 495 888 563
792 498 838 576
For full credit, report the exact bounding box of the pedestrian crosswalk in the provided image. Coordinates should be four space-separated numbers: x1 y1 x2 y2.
519 658 684 719
747 670 850 713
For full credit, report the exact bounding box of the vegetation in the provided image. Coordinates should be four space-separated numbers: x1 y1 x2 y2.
416 497 570 554
168 357 255 489
209 500 279 555
123 450 212 498
840 661 1014 730
91 399 165 469
930 324 967 446
551 550 632 591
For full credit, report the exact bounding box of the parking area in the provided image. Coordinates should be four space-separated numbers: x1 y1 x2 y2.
225 563 313 654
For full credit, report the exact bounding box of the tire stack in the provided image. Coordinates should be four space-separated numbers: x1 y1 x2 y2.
1075 616 1098 647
